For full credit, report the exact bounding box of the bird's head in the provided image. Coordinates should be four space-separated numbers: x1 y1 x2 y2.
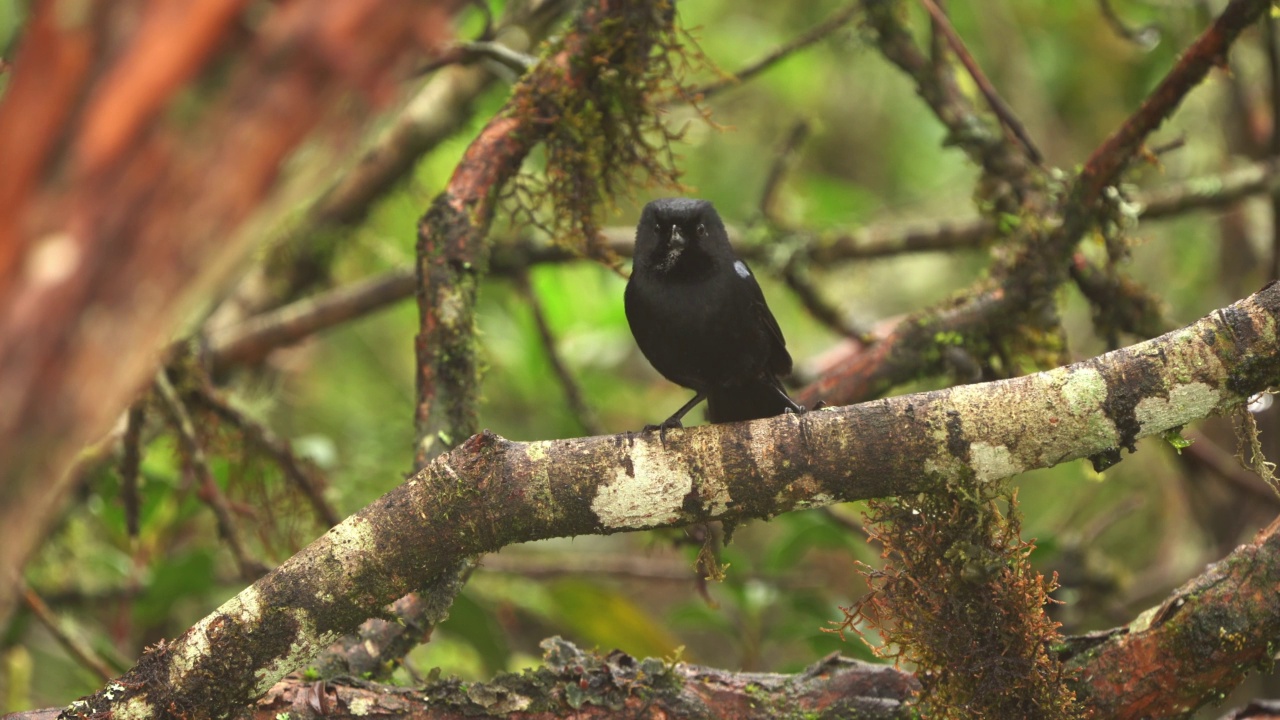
633 198 728 276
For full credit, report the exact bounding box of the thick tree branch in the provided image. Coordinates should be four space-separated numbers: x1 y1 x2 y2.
63 283 1280 720
1062 514 1280 717
25 641 921 720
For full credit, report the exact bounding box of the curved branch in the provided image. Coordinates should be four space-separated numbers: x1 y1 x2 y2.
65 282 1280 720
1063 515 1280 717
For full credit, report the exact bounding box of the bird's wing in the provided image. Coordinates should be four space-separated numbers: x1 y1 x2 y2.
734 259 793 376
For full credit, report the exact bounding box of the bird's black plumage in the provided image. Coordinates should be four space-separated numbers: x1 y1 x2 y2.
625 198 802 433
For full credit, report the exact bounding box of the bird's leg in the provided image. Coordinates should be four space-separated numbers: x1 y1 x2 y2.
771 379 827 416
643 391 707 444
770 385 806 415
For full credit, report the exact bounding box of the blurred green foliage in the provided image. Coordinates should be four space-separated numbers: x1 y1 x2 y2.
5 0 1279 714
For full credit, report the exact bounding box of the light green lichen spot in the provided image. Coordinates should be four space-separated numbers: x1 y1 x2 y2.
790 492 835 510
970 442 1023 482
1060 367 1106 414
525 442 548 462
1135 382 1220 434
116 697 154 720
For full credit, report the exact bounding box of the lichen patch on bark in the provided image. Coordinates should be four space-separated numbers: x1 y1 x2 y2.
971 442 1024 482
1056 366 1108 413
592 441 692 528
1134 382 1220 434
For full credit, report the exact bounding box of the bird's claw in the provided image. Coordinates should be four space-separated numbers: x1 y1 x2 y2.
641 417 685 445
783 400 828 417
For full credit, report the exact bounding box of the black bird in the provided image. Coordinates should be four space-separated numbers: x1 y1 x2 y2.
625 198 803 434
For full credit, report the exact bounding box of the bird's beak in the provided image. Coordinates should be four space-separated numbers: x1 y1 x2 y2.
669 225 686 251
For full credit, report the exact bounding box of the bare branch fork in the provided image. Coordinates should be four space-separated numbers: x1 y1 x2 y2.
63 280 1280 720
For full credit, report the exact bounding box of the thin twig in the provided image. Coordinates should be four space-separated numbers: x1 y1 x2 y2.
917 0 1043 165
458 40 537 73
188 381 341 528
689 2 861 101
1098 0 1161 48
757 119 870 340
1140 159 1280 219
153 372 265 581
759 120 811 222
204 269 416 369
119 399 146 538
782 260 871 342
512 272 605 436
22 586 117 681
1266 16 1280 282
1069 253 1169 347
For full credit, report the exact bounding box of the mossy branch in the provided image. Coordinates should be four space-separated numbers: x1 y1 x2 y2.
61 280 1280 720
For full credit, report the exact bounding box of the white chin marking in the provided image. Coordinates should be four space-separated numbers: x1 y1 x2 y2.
660 248 682 271
733 260 751 279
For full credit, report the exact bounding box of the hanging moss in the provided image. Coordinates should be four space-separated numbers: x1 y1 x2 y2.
844 484 1084 719
501 0 715 269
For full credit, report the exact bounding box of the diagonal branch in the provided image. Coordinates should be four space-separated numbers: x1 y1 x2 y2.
690 3 862 101
800 0 1270 409
67 281 1280 720
1063 514 1280 717
1069 0 1267 214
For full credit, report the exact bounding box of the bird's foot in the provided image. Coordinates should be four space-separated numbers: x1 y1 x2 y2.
784 400 827 417
641 417 685 445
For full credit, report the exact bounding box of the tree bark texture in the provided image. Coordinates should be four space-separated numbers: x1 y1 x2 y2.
55 282 1280 720
1064 515 1280 718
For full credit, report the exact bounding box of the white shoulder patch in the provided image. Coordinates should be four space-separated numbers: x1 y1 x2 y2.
733 260 751 279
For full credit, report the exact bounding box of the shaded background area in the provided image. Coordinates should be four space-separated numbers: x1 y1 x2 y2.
3 0 1277 715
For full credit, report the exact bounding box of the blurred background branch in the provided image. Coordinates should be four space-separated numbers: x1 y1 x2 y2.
5 0 1280 717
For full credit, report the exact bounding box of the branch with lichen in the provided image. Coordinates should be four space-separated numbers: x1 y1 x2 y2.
799 0 1270 409
58 280 1280 720
1061 513 1280 717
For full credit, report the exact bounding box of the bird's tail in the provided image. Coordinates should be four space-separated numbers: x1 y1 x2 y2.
706 379 800 424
